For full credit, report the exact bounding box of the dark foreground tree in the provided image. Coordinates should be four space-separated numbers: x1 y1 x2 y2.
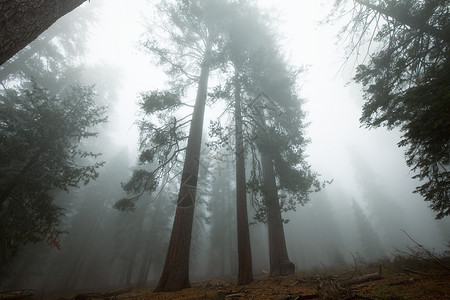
0 0 87 66
0 82 106 269
330 0 450 218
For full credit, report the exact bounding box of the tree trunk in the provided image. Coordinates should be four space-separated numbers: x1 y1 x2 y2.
254 106 294 277
124 203 147 286
0 30 55 82
234 74 253 285
154 36 212 293
260 149 295 276
136 197 164 287
0 0 87 66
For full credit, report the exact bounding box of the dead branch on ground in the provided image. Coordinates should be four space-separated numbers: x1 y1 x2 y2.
0 290 34 299
399 229 450 271
72 286 132 300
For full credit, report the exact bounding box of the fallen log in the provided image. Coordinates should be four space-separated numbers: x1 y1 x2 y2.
0 290 34 299
348 273 382 285
388 278 417 286
72 286 132 300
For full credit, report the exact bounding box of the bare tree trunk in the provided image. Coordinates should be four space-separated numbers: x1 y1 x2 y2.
0 0 87 66
124 203 147 287
136 198 164 287
260 149 295 276
253 104 294 277
154 36 212 293
234 74 253 285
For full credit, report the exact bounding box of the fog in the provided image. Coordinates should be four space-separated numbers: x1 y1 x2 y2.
1 0 448 296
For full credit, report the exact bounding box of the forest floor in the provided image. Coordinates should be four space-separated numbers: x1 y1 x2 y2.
111 256 450 300
16 256 447 299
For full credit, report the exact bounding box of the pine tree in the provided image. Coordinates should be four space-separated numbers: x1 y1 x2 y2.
330 0 450 218
352 200 386 261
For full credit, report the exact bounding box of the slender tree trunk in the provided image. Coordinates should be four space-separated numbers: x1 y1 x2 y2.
154 36 212 293
0 0 87 66
137 198 163 287
254 106 294 277
234 74 253 285
124 202 147 286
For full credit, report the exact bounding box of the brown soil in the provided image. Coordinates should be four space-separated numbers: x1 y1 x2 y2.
114 260 450 300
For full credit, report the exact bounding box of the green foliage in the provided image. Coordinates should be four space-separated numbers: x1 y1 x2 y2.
204 1 322 223
0 82 107 255
139 90 181 114
345 0 450 218
116 89 189 211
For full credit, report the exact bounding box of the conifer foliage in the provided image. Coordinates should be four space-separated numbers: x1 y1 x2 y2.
0 82 106 260
331 0 450 218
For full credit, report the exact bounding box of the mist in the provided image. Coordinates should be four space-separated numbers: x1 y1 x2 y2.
0 0 448 297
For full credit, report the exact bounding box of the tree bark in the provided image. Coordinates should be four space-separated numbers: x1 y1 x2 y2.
154 36 212 293
0 0 87 66
253 102 294 277
260 149 295 276
234 74 253 285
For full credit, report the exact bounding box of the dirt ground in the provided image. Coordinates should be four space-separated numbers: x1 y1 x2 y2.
13 257 445 299
113 258 450 300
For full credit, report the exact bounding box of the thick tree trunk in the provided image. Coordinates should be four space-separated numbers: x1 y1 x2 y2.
0 0 87 66
234 75 253 285
254 106 294 277
0 32 55 82
260 150 295 276
154 37 212 293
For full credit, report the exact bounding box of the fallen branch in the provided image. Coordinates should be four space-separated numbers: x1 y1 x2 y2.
276 294 319 300
0 290 35 299
225 293 245 298
72 286 132 300
400 229 450 271
388 278 417 286
344 294 375 300
348 272 382 285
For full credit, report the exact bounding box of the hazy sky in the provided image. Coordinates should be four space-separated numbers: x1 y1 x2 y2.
84 0 406 188
82 0 446 249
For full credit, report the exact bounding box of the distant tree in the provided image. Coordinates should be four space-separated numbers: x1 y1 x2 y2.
205 160 237 278
0 0 87 66
349 149 406 249
0 82 106 268
351 200 385 261
330 0 450 218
